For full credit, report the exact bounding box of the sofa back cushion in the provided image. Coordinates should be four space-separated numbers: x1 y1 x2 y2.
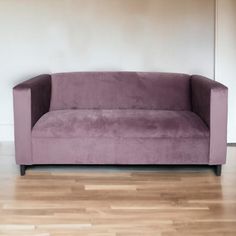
50 72 191 111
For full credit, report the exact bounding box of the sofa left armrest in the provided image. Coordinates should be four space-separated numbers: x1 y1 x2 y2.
13 74 51 165
191 75 228 165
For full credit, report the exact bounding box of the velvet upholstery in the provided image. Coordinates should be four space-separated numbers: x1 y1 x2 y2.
13 75 51 164
191 75 228 164
50 72 191 111
13 72 228 169
32 137 209 165
32 110 209 139
32 109 209 165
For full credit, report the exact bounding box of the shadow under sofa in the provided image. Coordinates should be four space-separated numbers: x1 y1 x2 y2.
13 72 228 176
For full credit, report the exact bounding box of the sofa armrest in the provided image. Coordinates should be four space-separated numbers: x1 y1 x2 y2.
13 74 51 165
191 75 228 165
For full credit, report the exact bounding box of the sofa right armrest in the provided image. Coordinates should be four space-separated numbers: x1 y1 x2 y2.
13 74 51 165
191 75 228 165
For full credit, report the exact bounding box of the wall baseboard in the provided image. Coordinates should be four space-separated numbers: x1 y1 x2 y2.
0 124 14 141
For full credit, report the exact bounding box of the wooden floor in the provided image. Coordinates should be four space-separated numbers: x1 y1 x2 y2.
0 143 236 236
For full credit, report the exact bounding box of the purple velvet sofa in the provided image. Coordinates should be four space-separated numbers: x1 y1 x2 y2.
13 72 228 176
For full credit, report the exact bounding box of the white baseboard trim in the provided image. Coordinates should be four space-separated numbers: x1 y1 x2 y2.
0 124 14 141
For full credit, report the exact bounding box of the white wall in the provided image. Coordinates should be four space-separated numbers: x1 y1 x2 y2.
216 0 236 143
0 0 215 141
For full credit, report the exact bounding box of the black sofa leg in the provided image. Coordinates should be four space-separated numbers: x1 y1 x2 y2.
20 165 26 176
215 165 222 176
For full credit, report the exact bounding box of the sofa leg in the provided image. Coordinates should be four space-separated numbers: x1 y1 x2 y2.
20 165 26 176
215 165 222 176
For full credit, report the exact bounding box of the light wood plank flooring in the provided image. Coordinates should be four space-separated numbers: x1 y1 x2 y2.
0 142 236 235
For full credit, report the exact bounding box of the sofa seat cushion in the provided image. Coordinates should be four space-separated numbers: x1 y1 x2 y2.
32 110 209 139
